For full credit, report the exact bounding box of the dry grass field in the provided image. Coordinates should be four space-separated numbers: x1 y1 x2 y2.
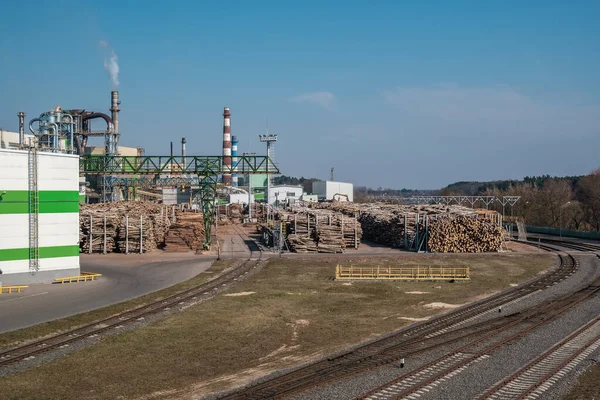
0 253 555 400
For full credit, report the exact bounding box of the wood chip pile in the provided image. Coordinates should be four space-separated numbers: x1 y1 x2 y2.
79 202 173 253
311 202 503 253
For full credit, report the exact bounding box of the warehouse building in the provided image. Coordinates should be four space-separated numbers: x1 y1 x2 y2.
312 180 354 202
0 148 80 285
268 185 303 206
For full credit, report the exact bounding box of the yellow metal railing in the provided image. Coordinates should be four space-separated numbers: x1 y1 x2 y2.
335 265 470 281
53 272 102 284
0 286 29 294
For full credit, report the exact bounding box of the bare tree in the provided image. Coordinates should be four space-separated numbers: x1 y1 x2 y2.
578 169 600 231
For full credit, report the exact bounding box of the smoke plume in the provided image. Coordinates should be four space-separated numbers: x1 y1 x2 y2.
99 40 120 88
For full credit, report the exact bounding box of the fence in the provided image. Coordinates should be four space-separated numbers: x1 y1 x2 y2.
335 265 470 281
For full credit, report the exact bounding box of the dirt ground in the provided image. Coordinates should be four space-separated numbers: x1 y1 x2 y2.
0 252 555 400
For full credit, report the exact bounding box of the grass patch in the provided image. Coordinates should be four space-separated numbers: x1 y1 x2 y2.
0 253 554 400
562 362 600 400
0 259 232 350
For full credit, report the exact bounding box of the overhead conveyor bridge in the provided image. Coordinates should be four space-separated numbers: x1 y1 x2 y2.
79 155 279 247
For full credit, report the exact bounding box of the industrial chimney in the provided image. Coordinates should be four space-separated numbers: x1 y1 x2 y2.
110 91 120 134
222 107 232 185
17 112 25 147
181 137 187 166
231 135 238 187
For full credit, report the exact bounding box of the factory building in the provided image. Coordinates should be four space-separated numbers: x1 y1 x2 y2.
312 181 354 202
1 130 35 150
0 148 80 285
268 185 303 206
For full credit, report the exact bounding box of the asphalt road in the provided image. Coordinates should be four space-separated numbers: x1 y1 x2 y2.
0 253 214 333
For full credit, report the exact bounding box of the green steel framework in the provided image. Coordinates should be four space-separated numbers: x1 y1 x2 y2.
80 155 279 247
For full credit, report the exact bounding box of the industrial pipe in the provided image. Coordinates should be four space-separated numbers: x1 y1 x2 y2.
17 112 25 147
82 113 113 129
29 118 41 134
110 91 120 135
62 114 74 153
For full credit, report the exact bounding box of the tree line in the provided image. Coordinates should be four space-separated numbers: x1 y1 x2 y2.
441 171 600 231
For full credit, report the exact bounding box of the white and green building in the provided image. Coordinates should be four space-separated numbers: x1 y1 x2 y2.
0 148 80 285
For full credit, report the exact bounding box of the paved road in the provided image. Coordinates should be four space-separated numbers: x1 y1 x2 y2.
0 253 214 333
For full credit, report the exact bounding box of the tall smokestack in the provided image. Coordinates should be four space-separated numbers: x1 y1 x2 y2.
170 141 173 157
222 107 232 185
110 91 120 134
17 112 25 147
181 137 187 166
231 135 238 187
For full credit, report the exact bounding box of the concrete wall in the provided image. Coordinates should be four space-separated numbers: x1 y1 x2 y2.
0 149 80 285
312 181 354 202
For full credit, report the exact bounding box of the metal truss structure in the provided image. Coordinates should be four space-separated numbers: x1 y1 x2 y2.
367 195 521 213
80 155 279 247
106 176 201 188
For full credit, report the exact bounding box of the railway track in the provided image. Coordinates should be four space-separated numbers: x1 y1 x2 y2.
217 254 577 399
527 237 600 252
359 277 600 399
475 314 600 400
0 232 263 368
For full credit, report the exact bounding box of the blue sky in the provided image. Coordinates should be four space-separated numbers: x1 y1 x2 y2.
1 1 599 189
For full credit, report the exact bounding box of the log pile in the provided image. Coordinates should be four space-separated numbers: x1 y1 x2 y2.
287 234 318 253
428 215 503 253
311 202 503 253
79 212 119 253
163 213 205 252
277 207 362 253
79 202 173 253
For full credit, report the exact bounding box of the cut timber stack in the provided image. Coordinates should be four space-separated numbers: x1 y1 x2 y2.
312 202 503 253
117 216 157 253
79 201 173 253
427 215 503 253
79 212 119 253
278 207 362 253
164 213 205 252
287 234 318 253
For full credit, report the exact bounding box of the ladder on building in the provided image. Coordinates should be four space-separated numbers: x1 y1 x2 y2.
28 146 40 273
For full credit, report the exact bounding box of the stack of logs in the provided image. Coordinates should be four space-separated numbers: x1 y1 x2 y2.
278 207 362 253
163 212 205 252
79 202 173 253
312 202 503 253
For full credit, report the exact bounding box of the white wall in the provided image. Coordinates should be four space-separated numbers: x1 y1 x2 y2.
312 181 354 202
268 185 303 205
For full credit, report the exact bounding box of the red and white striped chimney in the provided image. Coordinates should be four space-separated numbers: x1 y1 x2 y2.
222 107 232 185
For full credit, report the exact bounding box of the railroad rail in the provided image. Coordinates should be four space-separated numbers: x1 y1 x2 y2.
359 276 600 399
216 254 577 399
474 315 600 400
529 237 600 252
0 252 262 368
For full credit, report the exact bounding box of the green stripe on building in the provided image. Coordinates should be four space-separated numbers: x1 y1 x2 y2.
0 245 80 262
0 190 79 214
0 190 80 202
0 202 79 214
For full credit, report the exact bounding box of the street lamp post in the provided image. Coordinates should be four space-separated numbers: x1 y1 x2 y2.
559 201 571 238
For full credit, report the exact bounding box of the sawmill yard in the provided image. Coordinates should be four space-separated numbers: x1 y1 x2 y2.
0 251 554 400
